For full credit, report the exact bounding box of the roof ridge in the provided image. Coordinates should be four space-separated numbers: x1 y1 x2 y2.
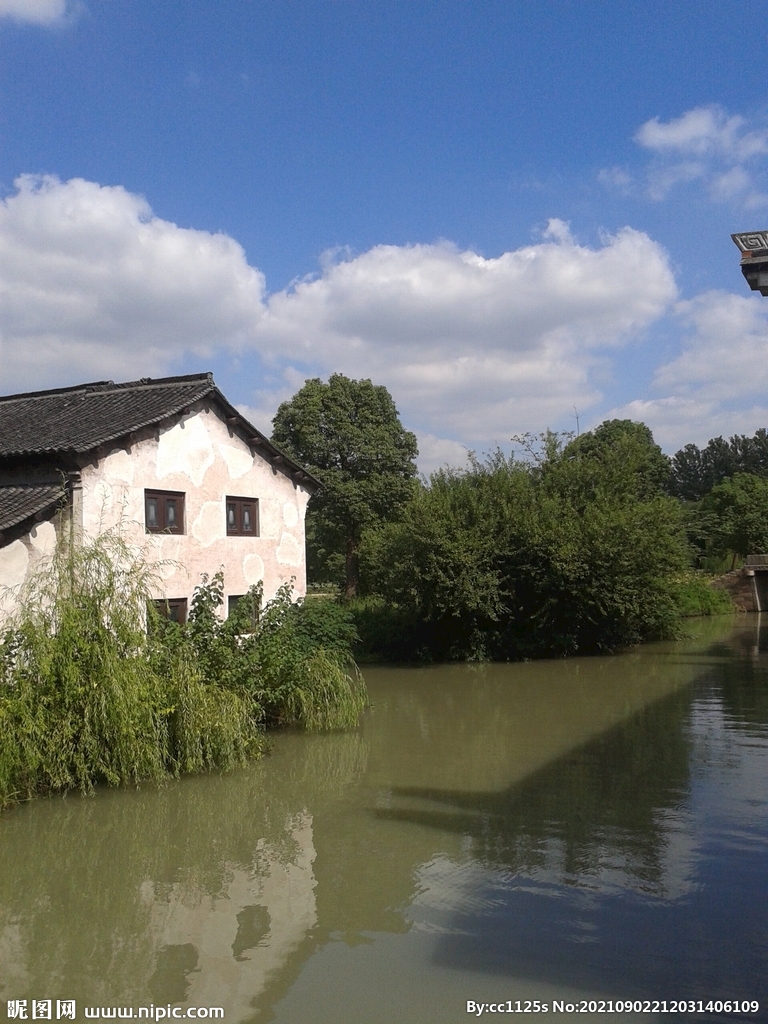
109 372 214 392
0 372 214 404
0 380 114 403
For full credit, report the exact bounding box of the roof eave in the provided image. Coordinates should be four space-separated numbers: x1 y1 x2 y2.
210 388 322 492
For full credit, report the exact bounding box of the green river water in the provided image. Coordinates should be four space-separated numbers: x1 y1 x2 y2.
1 615 767 1023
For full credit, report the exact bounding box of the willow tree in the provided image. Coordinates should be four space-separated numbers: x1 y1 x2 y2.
271 374 418 598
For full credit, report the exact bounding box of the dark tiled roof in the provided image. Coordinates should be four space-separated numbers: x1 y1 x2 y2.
0 483 65 532
0 373 217 458
0 373 320 490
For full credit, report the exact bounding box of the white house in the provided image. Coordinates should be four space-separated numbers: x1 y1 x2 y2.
0 373 319 622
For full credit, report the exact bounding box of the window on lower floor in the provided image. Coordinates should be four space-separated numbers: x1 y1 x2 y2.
152 597 188 624
228 593 260 626
145 490 185 533
226 496 259 536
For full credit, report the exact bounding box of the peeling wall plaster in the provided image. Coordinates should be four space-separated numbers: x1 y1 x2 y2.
282 502 299 528
78 405 310 610
0 540 29 616
156 414 215 487
29 521 56 557
276 533 302 567
218 443 253 480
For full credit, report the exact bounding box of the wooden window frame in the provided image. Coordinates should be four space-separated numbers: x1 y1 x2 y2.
152 597 188 624
145 490 185 534
227 593 260 626
226 496 259 537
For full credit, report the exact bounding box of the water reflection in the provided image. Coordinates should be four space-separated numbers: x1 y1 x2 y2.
0 735 369 1015
1 616 767 1021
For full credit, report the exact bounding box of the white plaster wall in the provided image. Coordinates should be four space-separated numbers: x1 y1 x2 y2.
0 521 59 624
0 539 29 619
79 406 311 611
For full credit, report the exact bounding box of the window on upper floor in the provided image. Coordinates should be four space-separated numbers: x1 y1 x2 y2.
145 490 185 534
226 496 259 537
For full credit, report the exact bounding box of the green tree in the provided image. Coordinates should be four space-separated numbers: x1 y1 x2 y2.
670 428 768 501
555 419 671 500
701 472 768 567
271 374 418 598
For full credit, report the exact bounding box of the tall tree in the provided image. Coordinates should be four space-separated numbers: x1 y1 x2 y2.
271 374 418 598
555 419 671 500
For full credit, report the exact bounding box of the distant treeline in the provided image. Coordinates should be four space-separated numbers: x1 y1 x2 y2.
670 428 768 501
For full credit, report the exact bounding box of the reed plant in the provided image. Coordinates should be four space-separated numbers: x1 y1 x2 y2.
0 530 261 808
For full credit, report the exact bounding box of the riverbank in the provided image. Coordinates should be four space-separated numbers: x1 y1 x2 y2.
0 531 366 810
345 572 735 664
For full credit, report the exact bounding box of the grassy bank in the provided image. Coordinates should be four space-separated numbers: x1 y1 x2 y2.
671 572 736 617
0 531 366 810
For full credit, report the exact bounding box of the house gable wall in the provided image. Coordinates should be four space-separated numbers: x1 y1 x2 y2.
77 402 310 609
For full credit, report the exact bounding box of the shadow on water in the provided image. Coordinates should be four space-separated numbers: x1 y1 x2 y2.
369 623 768 1005
376 686 692 890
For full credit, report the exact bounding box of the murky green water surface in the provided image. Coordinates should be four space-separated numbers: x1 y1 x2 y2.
2 616 767 1023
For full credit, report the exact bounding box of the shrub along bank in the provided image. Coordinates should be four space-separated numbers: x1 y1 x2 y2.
353 427 698 662
0 531 365 809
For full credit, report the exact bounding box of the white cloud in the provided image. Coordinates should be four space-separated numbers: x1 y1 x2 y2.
234 404 274 438
257 220 676 442
597 166 633 195
658 291 768 401
0 174 267 391
0 0 74 26
636 107 768 162
608 395 768 453
0 175 678 464
608 291 768 451
627 105 768 206
411 434 470 476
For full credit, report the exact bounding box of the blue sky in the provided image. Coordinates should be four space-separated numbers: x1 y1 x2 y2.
2 1 768 469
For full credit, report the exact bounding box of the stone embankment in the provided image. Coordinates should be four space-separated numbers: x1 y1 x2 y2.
711 556 768 611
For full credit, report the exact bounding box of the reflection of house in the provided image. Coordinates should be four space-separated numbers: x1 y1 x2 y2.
143 812 318 1016
0 373 318 620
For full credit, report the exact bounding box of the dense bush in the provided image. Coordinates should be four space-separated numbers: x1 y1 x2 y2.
0 532 366 810
358 426 691 661
156 570 365 731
